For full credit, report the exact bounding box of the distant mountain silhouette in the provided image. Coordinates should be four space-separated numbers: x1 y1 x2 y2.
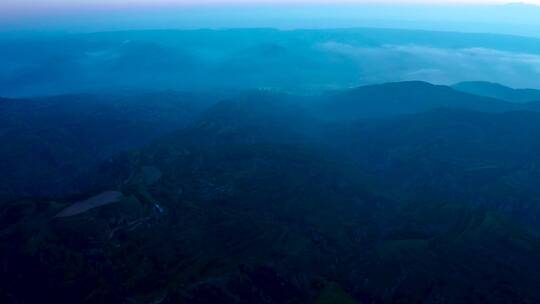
3 28 540 97
453 81 540 103
316 81 520 120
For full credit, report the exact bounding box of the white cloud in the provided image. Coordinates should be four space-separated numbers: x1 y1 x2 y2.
319 42 540 88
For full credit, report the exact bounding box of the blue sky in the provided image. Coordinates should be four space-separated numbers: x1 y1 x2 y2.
3 0 540 13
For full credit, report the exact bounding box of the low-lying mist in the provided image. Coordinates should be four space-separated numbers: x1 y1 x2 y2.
2 28 540 97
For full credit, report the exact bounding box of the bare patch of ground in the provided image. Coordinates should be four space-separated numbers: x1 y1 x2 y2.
55 191 124 217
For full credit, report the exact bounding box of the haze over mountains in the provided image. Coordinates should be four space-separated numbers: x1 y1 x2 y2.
3 2 540 37
453 81 540 103
2 28 540 98
3 6 540 303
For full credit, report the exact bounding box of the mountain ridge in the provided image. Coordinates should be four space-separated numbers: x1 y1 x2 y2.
453 81 540 103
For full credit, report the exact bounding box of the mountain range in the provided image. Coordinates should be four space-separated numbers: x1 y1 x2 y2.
453 81 540 103
3 80 540 303
2 28 540 97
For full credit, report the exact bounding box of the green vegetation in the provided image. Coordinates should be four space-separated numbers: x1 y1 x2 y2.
3 81 540 303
